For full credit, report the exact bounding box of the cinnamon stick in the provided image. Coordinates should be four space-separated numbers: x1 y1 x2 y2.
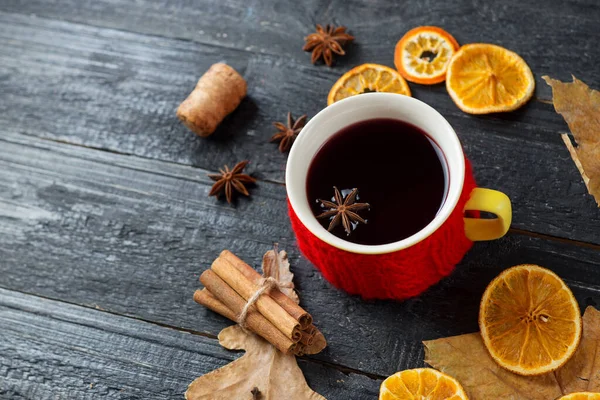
200 269 296 354
303 324 317 336
194 287 321 356
193 289 236 321
299 330 315 346
194 288 314 353
220 250 313 329
304 330 327 355
211 256 302 342
294 343 306 357
195 287 320 348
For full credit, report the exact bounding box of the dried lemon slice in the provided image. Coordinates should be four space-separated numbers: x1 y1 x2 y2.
380 368 468 400
446 43 535 114
394 26 460 85
479 264 582 376
327 63 411 105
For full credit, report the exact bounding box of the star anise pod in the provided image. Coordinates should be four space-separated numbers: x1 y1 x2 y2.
208 161 256 204
303 24 354 67
316 187 369 235
271 112 307 152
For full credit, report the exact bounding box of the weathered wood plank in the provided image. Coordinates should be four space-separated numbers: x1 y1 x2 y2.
1 0 599 393
1 131 599 377
0 12 261 176
1 12 600 244
2 0 599 93
0 288 381 399
0 10 578 150
0 11 577 151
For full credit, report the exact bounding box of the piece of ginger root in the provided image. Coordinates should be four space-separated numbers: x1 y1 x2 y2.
177 63 247 137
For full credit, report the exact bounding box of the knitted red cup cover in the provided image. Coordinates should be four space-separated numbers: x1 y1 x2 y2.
288 159 477 300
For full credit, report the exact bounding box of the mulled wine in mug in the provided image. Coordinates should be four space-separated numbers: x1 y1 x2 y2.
286 93 511 300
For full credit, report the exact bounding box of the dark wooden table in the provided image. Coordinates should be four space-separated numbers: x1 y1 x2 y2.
1 0 599 398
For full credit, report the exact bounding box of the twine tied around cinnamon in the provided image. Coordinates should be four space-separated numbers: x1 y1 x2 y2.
195 248 322 354
238 276 293 329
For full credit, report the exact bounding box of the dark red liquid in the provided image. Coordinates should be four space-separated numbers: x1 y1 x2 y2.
306 118 446 245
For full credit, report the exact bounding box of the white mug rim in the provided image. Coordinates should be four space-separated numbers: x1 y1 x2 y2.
286 93 465 255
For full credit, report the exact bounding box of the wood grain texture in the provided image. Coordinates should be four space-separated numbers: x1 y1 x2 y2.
2 0 599 93
2 0 600 390
1 131 600 377
0 287 380 399
1 12 599 244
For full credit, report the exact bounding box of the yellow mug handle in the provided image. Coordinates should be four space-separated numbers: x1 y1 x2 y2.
464 188 512 241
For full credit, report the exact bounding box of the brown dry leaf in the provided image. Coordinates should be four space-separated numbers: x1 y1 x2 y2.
185 325 326 400
262 245 299 303
424 332 562 399
557 306 600 393
543 76 600 206
424 307 600 399
262 245 327 355
186 247 326 399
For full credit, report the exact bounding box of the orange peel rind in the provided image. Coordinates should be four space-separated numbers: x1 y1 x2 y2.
559 393 600 400
327 63 411 106
479 264 581 376
394 26 460 85
380 368 469 400
446 43 535 114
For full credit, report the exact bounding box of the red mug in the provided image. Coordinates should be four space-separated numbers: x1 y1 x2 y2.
286 93 511 300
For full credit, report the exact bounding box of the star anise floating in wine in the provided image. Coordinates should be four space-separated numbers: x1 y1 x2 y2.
303 24 354 67
316 187 369 235
271 112 307 152
208 160 256 204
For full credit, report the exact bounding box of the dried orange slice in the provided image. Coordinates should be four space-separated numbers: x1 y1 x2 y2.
479 264 582 376
394 26 460 85
559 393 600 400
379 368 468 400
446 43 535 114
327 63 411 106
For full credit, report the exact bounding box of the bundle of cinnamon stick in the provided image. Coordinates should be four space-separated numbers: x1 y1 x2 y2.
194 250 325 355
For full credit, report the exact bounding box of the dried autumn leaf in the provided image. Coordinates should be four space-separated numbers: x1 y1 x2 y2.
262 246 327 355
557 306 600 393
186 247 327 399
262 246 298 303
185 325 326 400
543 76 600 206
424 307 600 399
424 333 562 399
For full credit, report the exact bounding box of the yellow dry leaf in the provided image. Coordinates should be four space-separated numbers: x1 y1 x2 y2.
557 306 600 393
424 307 600 400
543 76 600 206
424 332 562 399
262 246 298 303
185 325 326 400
